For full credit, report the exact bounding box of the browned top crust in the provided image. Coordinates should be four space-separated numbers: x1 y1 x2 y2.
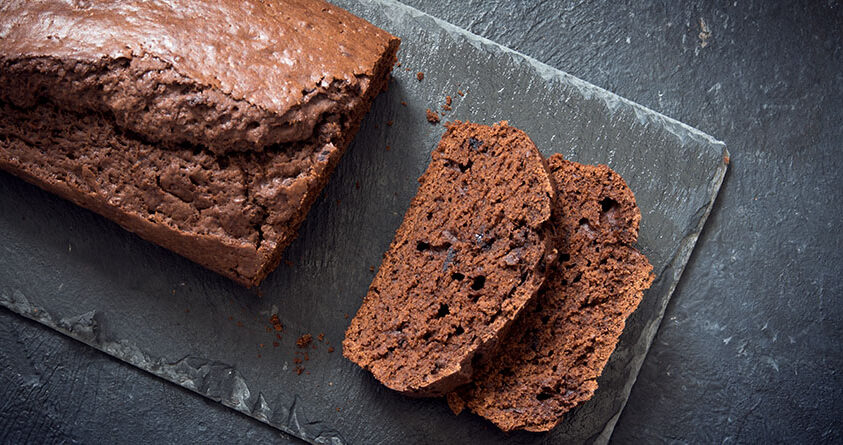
343 121 557 396
0 0 398 153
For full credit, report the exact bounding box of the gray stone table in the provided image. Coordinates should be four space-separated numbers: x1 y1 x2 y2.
1 1 840 443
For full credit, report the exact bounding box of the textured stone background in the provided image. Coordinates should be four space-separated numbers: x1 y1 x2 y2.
1 1 840 443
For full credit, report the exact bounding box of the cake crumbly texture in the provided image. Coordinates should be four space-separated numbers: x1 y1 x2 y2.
343 121 557 396
448 155 654 432
0 0 399 286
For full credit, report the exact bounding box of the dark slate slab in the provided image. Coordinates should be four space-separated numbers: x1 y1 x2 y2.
0 0 726 443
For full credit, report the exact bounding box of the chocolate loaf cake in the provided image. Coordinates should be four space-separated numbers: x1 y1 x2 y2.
343 121 557 396
0 0 399 286
448 155 654 432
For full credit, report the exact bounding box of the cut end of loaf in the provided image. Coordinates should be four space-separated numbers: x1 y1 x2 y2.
343 121 557 396
458 155 654 432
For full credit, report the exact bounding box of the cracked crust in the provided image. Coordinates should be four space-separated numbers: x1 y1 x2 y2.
0 0 395 154
448 156 654 432
0 55 369 155
343 121 557 396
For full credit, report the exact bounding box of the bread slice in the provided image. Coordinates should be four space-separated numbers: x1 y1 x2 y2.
448 155 654 431
0 0 399 286
343 121 557 396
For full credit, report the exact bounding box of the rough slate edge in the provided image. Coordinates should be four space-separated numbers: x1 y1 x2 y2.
0 0 728 443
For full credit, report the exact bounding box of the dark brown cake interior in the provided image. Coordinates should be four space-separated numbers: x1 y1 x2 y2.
449 155 654 432
343 121 557 396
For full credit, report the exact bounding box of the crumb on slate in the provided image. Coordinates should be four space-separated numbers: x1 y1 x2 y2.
270 314 284 332
446 95 452 106
297 334 312 348
457 90 465 96
401 101 407 107
416 71 424 81
318 333 325 342
328 346 335 353
386 120 394 126
426 109 440 124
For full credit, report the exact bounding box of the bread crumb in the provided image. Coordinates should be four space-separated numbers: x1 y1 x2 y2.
723 154 730 165
400 101 407 107
416 71 424 81
344 313 349 319
426 109 440 124
445 95 452 106
273 341 279 347
318 333 325 342
296 334 313 348
385 145 391 151
386 120 394 126
270 314 284 332
457 90 465 96
396 61 402 67
369 265 375 272
328 346 335 353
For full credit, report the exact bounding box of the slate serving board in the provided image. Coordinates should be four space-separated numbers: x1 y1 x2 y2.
0 0 728 443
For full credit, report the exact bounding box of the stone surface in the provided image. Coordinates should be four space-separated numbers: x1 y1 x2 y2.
2 0 838 443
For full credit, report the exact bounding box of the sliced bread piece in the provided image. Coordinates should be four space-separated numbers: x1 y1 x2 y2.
448 155 654 431
343 121 557 396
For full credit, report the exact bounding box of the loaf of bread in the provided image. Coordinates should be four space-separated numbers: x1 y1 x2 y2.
447 155 654 431
0 0 399 286
343 122 557 396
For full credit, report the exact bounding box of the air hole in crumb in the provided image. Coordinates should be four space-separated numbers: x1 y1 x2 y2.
541 314 550 324
426 211 433 220
578 218 589 226
436 303 450 318
470 294 481 303
501 368 514 377
599 197 618 213
451 272 465 281
416 241 430 251
471 276 486 291
422 331 433 340
218 157 229 169
559 252 571 262
454 325 464 335
573 273 582 284
246 122 260 131
458 161 472 173
536 392 552 401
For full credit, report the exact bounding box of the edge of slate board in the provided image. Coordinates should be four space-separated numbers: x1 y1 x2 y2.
0 0 728 443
